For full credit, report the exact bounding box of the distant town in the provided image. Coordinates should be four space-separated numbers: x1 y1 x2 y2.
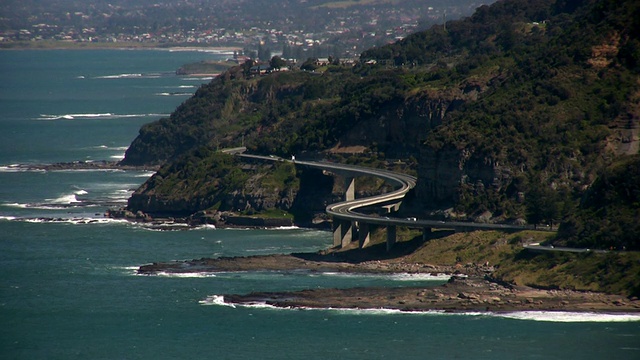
0 0 489 59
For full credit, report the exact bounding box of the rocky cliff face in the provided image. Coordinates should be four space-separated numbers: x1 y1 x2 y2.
415 145 519 211
336 80 488 159
125 161 338 225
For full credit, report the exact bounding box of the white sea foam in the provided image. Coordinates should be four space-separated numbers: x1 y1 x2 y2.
4 202 39 209
200 297 428 313
38 113 113 120
199 299 640 322
2 201 92 210
95 73 143 79
155 92 192 96
388 273 451 281
199 295 236 307
38 113 161 121
0 165 46 173
112 266 140 275
116 266 140 271
268 226 300 230
157 272 217 278
134 222 192 231
75 189 88 195
182 77 214 81
110 153 126 160
316 272 451 282
134 171 156 178
108 189 133 201
0 215 17 221
21 217 129 225
49 168 124 173
47 194 81 205
94 145 129 151
495 311 640 323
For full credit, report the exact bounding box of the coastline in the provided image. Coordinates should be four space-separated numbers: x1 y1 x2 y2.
0 42 242 53
4 160 159 172
21 162 638 315
139 252 640 314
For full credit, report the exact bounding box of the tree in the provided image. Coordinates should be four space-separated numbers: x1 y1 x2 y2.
270 56 287 69
300 58 318 71
258 44 271 62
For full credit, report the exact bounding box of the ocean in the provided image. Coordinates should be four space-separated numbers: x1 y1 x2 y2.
0 49 638 359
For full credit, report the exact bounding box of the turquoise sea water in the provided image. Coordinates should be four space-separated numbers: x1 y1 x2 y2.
0 49 639 359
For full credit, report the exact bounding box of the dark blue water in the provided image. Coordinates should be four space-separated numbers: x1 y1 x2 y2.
0 50 639 359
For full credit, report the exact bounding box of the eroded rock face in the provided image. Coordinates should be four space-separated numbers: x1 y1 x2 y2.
415 146 467 204
415 145 519 215
126 166 336 223
338 87 479 159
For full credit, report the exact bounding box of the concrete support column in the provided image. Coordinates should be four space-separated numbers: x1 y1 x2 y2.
358 222 371 248
422 227 432 241
345 177 355 201
386 225 396 252
332 221 340 247
335 177 356 248
332 219 353 248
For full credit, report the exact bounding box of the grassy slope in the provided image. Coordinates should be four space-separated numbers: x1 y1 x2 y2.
332 227 639 297
401 230 640 297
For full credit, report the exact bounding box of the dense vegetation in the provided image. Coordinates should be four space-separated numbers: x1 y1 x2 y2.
556 155 640 250
122 0 639 250
129 149 250 216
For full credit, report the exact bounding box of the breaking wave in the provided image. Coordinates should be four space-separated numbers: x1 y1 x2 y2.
181 77 214 81
155 92 193 96
156 272 218 278
495 311 640 323
94 73 143 79
94 145 129 151
46 193 82 205
3 216 129 225
0 165 46 173
37 113 167 121
200 296 640 322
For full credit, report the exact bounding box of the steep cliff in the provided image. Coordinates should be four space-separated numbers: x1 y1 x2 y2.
118 0 640 243
124 149 340 224
411 0 640 224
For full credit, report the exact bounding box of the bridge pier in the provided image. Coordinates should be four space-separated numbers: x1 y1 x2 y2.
422 227 432 241
331 177 357 248
345 177 355 202
358 222 371 248
386 225 396 251
381 202 402 214
332 219 353 248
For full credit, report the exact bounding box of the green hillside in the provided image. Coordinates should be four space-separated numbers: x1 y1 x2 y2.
120 0 639 250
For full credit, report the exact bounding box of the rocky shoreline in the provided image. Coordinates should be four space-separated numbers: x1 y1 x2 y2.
138 252 640 313
6 160 159 172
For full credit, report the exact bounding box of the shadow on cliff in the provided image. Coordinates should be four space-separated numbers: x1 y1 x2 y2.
292 229 455 264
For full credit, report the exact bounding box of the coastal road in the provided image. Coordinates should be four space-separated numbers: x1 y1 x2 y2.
237 153 533 233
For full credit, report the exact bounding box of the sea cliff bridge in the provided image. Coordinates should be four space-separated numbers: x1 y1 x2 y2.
232 150 532 251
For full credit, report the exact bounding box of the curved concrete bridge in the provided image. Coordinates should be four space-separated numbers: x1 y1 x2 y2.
238 153 531 251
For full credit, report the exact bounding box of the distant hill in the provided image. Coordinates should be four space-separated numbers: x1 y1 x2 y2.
120 0 640 249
